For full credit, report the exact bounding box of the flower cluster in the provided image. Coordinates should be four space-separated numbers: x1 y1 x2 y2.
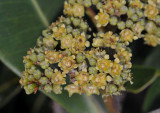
94 0 160 46
20 0 160 97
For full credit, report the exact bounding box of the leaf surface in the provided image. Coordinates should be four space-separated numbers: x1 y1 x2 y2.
143 77 160 113
126 65 159 94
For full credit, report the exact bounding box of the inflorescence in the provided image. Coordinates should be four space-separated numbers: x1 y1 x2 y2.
20 0 160 97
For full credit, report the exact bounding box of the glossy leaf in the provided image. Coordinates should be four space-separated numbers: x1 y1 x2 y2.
0 0 108 113
0 0 64 77
126 65 159 94
143 77 160 113
142 45 160 112
44 91 108 113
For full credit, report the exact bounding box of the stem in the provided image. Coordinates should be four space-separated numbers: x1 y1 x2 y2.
86 8 105 32
104 96 119 113
86 7 120 112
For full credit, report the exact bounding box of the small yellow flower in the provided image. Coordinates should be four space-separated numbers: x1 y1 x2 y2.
103 2 113 15
90 73 107 89
144 4 158 20
45 51 60 63
19 75 28 86
120 29 134 43
103 31 119 49
144 34 160 47
113 0 126 9
58 56 77 73
75 72 89 86
51 69 66 85
78 61 87 71
61 34 74 49
83 85 99 96
52 24 66 40
95 10 110 27
132 22 144 37
106 75 112 82
110 62 123 76
53 85 62 94
72 3 85 18
63 1 73 16
87 48 106 59
65 84 81 97
92 38 103 47
43 37 58 49
97 58 113 73
73 33 87 52
130 0 144 9
114 48 132 64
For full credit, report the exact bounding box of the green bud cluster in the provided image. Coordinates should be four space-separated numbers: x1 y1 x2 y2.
20 0 160 97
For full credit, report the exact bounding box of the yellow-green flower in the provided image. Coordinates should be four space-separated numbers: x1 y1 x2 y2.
52 24 66 40
144 4 158 20
61 34 74 49
45 51 60 63
95 10 110 27
83 85 99 96
103 31 119 49
58 55 77 73
51 69 66 85
96 58 113 73
75 72 89 86
73 33 88 52
65 84 81 97
90 73 107 89
110 62 123 76
144 34 160 47
130 0 143 9
120 29 135 43
72 3 84 18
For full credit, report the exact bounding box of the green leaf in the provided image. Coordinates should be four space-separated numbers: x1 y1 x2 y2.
44 91 108 113
142 45 160 112
0 1 108 113
145 46 160 70
0 0 64 77
143 77 160 113
126 65 159 94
